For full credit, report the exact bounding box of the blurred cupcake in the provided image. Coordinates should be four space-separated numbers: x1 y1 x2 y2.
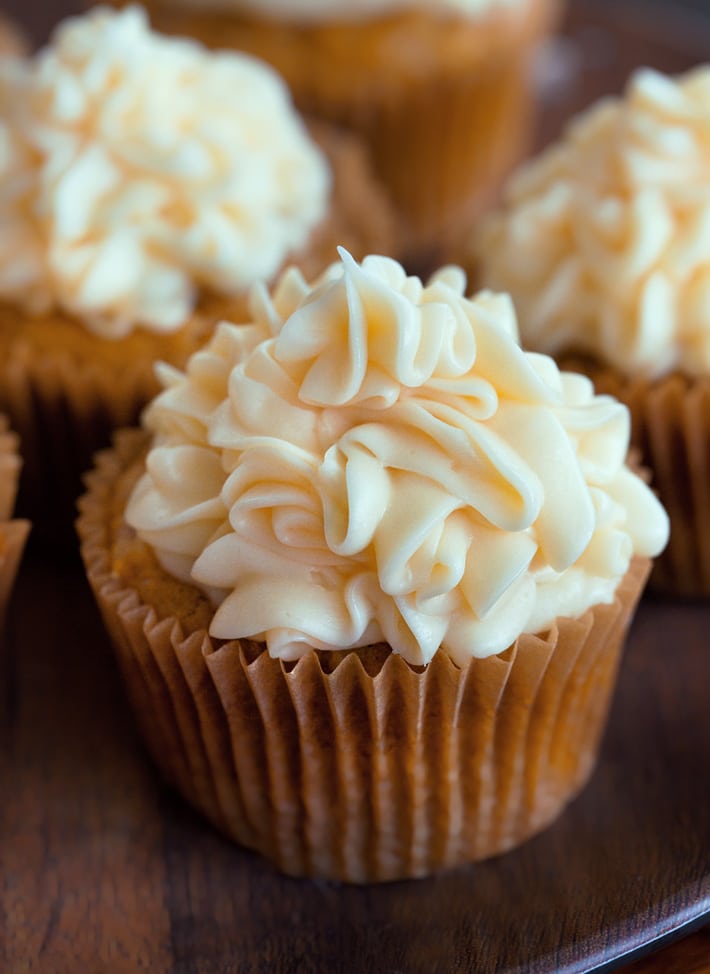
475 66 710 597
0 15 27 57
0 5 393 543
78 250 668 882
130 0 560 266
0 417 30 643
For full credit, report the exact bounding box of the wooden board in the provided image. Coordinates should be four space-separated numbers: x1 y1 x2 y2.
1 551 708 973
1 2 709 972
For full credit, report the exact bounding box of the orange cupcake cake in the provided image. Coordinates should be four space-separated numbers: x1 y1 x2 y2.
79 250 668 882
0 6 393 542
475 65 710 596
131 0 560 266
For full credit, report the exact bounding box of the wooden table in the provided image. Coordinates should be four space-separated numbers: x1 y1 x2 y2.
1 2 709 972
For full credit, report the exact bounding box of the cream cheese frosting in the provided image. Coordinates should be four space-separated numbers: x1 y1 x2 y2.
166 0 525 23
477 66 710 379
126 250 668 666
0 5 330 337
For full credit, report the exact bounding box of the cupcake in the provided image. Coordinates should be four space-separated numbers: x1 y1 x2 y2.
0 5 393 543
128 0 560 266
0 417 30 642
0 15 27 57
78 250 668 882
475 66 710 597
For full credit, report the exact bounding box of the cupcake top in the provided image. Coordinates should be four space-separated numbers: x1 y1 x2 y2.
0 16 27 57
126 250 668 666
166 0 525 22
0 5 330 338
476 66 710 379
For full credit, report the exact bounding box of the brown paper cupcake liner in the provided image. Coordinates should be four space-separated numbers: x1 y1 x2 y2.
78 429 650 883
0 349 157 548
566 362 710 598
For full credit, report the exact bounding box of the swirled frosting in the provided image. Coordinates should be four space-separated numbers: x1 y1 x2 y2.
477 67 710 379
0 6 329 337
167 0 524 23
126 250 668 665
0 17 27 57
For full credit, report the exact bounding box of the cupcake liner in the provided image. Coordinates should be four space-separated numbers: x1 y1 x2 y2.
570 363 710 598
78 430 650 883
316 54 535 269
0 347 157 547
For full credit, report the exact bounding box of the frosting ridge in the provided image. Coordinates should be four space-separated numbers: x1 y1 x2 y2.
126 250 668 665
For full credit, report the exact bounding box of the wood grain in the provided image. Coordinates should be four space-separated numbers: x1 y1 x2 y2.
1 549 708 974
0 1 709 971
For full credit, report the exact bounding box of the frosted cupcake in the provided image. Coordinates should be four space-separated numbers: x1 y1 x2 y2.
0 5 393 541
128 0 560 265
475 66 710 596
78 250 668 882
0 15 27 57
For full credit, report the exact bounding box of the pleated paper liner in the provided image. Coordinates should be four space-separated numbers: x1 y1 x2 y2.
132 0 558 269
318 53 535 271
0 122 394 549
78 429 650 883
563 359 710 598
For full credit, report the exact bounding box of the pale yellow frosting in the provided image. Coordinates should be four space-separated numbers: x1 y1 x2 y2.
126 251 668 666
166 0 524 23
0 6 329 337
477 66 710 379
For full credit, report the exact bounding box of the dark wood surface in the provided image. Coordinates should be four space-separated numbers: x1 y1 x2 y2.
1 549 708 973
1 2 710 972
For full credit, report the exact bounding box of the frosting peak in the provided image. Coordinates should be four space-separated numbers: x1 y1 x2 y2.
127 252 668 665
0 6 330 336
477 66 710 378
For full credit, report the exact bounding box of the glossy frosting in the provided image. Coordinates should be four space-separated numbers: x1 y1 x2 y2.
0 6 329 337
167 0 524 22
127 251 668 665
477 67 710 379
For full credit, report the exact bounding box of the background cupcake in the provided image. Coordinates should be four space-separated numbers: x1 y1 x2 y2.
0 416 30 643
124 0 561 268
78 251 668 882
0 5 393 544
474 65 710 597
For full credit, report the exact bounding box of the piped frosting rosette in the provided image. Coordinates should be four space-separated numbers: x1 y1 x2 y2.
127 249 668 667
0 5 330 338
477 66 710 380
